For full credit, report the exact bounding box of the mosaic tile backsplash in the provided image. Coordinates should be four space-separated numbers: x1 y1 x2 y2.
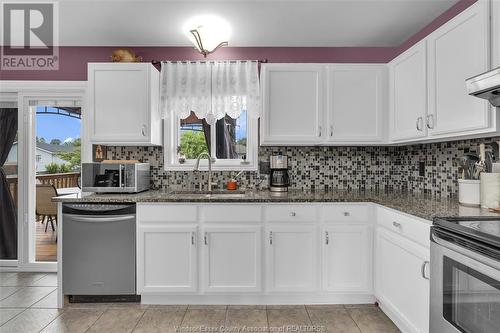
105 136 500 198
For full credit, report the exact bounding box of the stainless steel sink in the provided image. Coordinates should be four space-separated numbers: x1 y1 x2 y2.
169 190 249 199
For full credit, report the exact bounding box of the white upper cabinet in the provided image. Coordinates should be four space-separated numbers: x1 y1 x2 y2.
326 65 386 143
389 41 428 141
494 0 500 68
260 63 386 146
427 1 491 137
261 64 324 145
88 63 162 145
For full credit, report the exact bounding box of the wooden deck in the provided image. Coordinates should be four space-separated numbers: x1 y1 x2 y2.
35 218 57 262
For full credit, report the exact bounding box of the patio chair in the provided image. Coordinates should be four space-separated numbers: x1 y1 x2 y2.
36 184 58 232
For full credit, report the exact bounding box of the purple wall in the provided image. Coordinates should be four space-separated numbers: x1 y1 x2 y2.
395 0 477 56
0 0 477 81
0 47 397 81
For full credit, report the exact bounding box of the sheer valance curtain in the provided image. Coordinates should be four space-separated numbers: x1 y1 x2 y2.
159 60 260 124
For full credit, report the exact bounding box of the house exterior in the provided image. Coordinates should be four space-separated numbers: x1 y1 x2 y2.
7 142 75 173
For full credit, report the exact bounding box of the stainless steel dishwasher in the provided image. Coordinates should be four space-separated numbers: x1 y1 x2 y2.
62 203 139 302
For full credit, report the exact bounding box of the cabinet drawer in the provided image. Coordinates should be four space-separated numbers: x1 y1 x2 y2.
203 205 262 222
138 204 197 223
376 206 431 248
265 205 319 222
323 204 371 223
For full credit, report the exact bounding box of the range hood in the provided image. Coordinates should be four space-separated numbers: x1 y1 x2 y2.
466 66 500 107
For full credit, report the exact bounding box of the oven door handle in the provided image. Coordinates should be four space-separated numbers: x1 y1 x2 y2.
66 215 135 223
432 229 500 271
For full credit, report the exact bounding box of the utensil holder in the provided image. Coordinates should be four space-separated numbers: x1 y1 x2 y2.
458 179 481 206
480 173 500 208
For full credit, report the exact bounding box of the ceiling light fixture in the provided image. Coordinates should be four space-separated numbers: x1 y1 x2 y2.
183 15 231 57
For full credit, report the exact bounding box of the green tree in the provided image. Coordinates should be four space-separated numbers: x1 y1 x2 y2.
57 138 81 170
179 131 208 159
50 138 61 145
36 137 46 144
45 162 59 174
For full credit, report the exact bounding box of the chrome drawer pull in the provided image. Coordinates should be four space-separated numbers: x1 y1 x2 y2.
325 231 329 245
204 232 208 245
290 212 296 217
191 232 195 245
269 231 273 245
343 212 350 217
392 221 401 228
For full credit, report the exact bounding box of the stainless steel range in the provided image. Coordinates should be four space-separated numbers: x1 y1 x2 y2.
431 216 500 333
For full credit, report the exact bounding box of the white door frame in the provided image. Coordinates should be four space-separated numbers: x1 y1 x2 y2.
0 81 87 272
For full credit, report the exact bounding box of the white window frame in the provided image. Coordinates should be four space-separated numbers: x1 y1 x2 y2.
164 112 258 171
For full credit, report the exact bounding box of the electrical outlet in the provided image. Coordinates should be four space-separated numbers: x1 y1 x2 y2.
419 161 425 177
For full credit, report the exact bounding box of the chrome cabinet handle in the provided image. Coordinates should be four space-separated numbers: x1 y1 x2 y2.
330 125 334 137
343 212 350 217
392 221 401 228
416 117 424 131
325 231 329 245
290 212 296 217
191 232 195 245
141 125 147 136
269 231 273 245
204 232 208 245
421 261 430 280
318 126 322 137
426 115 434 129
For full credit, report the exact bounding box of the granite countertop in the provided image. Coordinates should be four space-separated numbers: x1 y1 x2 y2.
53 189 499 221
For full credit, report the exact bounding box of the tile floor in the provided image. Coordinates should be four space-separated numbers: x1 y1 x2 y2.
0 272 400 333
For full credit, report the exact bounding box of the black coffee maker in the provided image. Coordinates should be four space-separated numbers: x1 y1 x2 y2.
270 155 290 192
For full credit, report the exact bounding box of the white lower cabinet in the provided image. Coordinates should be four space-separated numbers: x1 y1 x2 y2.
137 225 198 293
265 225 318 292
375 227 430 333
322 224 371 293
203 226 262 292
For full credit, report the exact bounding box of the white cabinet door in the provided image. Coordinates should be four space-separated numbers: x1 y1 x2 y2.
322 225 371 293
203 226 261 292
266 225 318 292
375 228 430 333
493 0 500 68
389 41 428 141
137 226 197 293
261 64 324 145
327 65 385 143
88 63 161 145
427 1 490 137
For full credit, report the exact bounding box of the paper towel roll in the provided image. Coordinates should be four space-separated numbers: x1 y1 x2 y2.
480 173 500 209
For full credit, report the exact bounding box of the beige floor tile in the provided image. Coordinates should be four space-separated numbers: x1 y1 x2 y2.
308 308 361 333
0 308 62 333
0 287 56 308
0 273 47 287
0 287 21 301
228 305 267 310
0 274 17 285
64 301 110 310
133 309 185 333
107 302 149 309
267 305 306 309
226 309 268 327
346 307 400 333
181 309 227 327
28 274 57 287
0 308 25 326
32 290 58 308
267 308 312 328
188 304 228 310
40 308 104 333
86 308 146 333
